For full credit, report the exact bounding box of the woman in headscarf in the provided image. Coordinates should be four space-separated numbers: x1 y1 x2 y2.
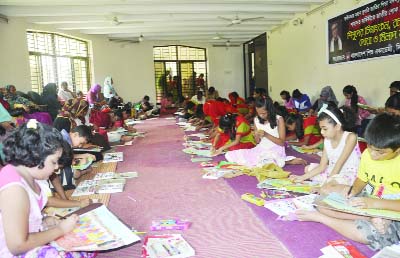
5 85 52 125
41 83 61 120
309 86 338 115
86 84 104 107
103 76 116 102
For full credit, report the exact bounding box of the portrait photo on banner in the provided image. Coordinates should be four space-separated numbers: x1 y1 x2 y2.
327 0 400 65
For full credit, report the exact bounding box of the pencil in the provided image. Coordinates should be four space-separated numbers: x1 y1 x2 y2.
133 231 147 235
54 214 66 220
347 185 353 196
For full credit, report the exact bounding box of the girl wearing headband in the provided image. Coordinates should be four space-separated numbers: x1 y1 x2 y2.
290 104 361 194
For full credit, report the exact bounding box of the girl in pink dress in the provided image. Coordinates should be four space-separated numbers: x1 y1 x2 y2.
0 120 95 257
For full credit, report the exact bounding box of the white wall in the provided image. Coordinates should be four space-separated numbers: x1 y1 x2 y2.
267 0 399 107
208 46 244 98
0 18 244 103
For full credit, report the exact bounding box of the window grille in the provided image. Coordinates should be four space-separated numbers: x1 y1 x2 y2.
26 30 91 94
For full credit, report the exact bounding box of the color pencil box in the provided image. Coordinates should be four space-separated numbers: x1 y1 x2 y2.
150 219 191 231
241 193 265 206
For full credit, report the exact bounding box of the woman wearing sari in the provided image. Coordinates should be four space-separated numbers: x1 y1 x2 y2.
5 85 52 125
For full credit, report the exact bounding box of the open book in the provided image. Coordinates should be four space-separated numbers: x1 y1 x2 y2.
142 234 195 258
257 178 320 194
93 171 138 180
319 193 400 221
103 152 124 163
51 205 140 251
72 178 126 196
263 194 318 220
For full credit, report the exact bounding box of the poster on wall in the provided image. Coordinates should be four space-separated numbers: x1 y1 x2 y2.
328 0 400 64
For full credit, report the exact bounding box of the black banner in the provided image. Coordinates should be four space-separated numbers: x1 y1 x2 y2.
328 0 400 64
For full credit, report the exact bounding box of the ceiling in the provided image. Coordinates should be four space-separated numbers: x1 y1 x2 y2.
0 0 331 45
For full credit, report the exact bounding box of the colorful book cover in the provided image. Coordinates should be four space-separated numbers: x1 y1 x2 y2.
52 205 140 251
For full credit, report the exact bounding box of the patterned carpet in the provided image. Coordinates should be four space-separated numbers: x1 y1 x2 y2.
97 117 292 258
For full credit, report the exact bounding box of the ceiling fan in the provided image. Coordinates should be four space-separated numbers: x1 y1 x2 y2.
108 35 144 44
212 33 230 40
109 15 143 26
217 14 264 27
212 40 241 48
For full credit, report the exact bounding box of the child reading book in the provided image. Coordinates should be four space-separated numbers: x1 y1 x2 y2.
289 104 361 193
0 119 95 257
296 113 400 251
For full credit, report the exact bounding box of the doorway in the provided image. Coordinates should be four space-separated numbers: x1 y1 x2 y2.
153 45 207 103
243 33 268 98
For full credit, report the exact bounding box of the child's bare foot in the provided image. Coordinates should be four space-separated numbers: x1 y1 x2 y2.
371 217 391 234
286 158 307 165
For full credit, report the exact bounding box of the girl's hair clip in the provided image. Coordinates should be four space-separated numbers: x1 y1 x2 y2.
26 119 38 130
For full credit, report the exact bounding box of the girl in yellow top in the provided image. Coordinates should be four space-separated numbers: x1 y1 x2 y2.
296 113 400 251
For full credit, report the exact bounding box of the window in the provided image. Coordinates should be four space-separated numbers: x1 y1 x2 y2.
27 30 91 94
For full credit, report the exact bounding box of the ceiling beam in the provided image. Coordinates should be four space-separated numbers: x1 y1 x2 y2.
0 0 328 6
81 26 268 34
26 13 295 24
57 20 282 30
1 4 311 16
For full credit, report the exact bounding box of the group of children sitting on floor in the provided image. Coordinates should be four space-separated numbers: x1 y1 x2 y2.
0 77 157 257
0 78 399 257
178 82 400 252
